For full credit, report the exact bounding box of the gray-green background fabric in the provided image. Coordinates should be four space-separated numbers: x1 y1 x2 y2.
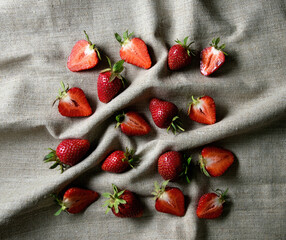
0 0 285 239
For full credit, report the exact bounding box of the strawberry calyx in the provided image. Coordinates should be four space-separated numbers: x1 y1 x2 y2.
175 36 195 56
187 96 202 115
179 155 192 183
83 30 101 60
214 188 228 204
102 184 127 214
43 148 68 173
151 180 169 200
52 81 70 106
101 56 125 83
167 116 185 134
199 154 211 177
51 193 69 216
122 147 137 168
210 37 228 56
115 112 126 128
115 30 134 46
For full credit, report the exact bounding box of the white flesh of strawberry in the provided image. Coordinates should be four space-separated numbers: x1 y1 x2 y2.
84 44 94 55
201 47 222 75
160 191 175 208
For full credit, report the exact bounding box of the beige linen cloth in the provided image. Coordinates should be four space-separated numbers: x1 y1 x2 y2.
0 0 286 239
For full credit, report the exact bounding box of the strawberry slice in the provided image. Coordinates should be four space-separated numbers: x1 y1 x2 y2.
188 96 216 125
115 30 151 69
200 146 234 177
67 31 101 72
52 187 99 215
152 181 185 217
53 82 92 117
200 37 227 76
115 112 151 136
196 189 228 219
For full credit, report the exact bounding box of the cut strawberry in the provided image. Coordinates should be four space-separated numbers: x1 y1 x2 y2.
116 112 151 136
188 96 216 125
200 37 227 76
67 31 101 72
115 30 151 69
200 146 234 177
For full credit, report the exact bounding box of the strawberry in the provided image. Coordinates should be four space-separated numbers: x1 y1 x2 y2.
97 57 125 103
149 98 184 134
199 146 234 177
115 30 151 69
103 184 143 218
152 181 185 217
115 111 151 136
158 151 183 181
196 189 228 219
67 30 101 72
44 139 90 173
52 187 99 215
200 37 227 76
53 82 92 117
101 148 137 173
168 36 195 70
188 96 216 125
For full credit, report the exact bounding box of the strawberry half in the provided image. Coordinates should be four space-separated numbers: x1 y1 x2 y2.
53 82 92 117
168 36 195 70
97 57 125 103
52 187 99 215
199 146 234 177
152 180 185 217
103 184 143 218
200 37 227 76
67 31 101 72
44 139 90 173
188 96 216 125
196 189 228 219
116 111 151 136
101 148 137 173
115 30 151 69
149 98 184 134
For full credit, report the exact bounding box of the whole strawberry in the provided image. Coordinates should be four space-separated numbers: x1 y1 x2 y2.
168 36 195 70
197 189 228 219
53 82 92 117
97 57 125 103
52 187 99 215
199 146 234 177
149 98 184 134
44 139 90 173
116 111 151 136
101 148 137 173
115 30 151 69
152 181 185 216
103 184 143 218
200 37 227 76
67 31 101 72
188 96 216 125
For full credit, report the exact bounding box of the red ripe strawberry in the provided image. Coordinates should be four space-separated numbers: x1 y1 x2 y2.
52 187 99 215
67 31 101 72
103 184 143 218
188 96 216 125
97 57 125 103
101 148 137 173
199 146 234 177
115 30 151 69
196 189 228 219
44 139 90 173
115 112 151 136
152 181 185 217
200 37 227 76
149 98 184 134
168 36 195 70
53 82 92 117
158 151 183 181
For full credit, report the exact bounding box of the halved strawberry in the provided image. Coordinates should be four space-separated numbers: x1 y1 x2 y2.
52 187 99 215
67 31 101 72
200 37 227 76
53 82 92 117
196 189 228 219
199 146 234 177
152 180 185 217
115 30 151 69
116 112 151 136
188 96 216 125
